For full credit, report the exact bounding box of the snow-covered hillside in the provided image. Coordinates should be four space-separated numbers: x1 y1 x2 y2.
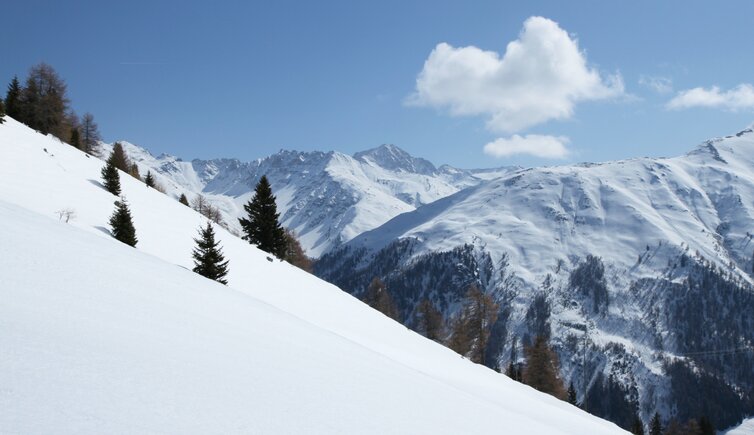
317 126 754 429
103 140 514 257
0 117 626 433
725 418 754 435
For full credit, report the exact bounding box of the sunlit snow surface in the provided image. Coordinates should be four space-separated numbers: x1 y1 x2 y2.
0 117 625 433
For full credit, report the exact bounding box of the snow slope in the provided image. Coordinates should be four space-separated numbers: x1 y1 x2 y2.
103 140 515 257
725 418 754 435
0 117 625 433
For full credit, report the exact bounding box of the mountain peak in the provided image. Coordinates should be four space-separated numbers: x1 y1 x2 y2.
353 144 437 175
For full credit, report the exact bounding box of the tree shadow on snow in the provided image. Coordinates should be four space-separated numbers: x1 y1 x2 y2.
94 226 112 236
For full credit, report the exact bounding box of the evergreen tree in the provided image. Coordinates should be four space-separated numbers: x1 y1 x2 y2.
567 381 578 405
101 155 121 196
631 415 645 435
362 277 400 320
649 412 662 435
283 229 312 272
5 76 21 119
238 175 287 258
698 417 714 435
522 335 567 399
663 419 683 435
448 284 499 364
108 198 137 247
179 193 190 206
145 170 155 187
80 113 101 155
0 97 5 124
110 142 131 172
192 222 229 284
69 127 81 148
415 298 444 341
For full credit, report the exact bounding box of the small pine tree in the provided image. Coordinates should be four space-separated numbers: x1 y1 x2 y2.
179 193 190 206
144 170 155 188
69 127 80 148
192 222 229 284
238 175 287 258
362 277 400 320
649 413 662 435
5 76 22 119
101 157 121 196
567 381 578 405
108 198 137 246
631 415 645 435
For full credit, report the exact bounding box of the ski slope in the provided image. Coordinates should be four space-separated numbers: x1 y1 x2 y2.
0 117 626 433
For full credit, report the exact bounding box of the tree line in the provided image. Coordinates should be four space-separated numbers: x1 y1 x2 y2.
4 63 102 155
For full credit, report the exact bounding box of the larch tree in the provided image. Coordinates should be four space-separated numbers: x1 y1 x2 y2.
522 335 567 400
108 198 137 247
362 277 400 320
5 76 22 119
448 284 499 364
80 113 101 155
179 193 190 206
129 163 141 180
110 142 131 172
22 63 70 138
414 298 444 342
283 228 312 272
69 127 81 148
101 155 122 196
238 175 287 258
192 222 229 285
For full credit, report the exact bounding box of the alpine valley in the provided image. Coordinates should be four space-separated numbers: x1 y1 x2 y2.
113 125 754 430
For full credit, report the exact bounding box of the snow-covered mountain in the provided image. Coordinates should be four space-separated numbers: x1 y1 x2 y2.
102 141 516 257
0 117 626 433
104 141 514 257
317 126 754 430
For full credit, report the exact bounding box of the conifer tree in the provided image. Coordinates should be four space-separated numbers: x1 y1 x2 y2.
522 335 567 399
415 298 444 341
145 170 155 188
649 412 662 435
0 98 5 124
110 142 131 172
179 193 190 206
698 416 714 435
69 128 80 148
80 113 101 155
448 284 498 364
631 415 645 435
108 198 137 246
101 156 121 196
192 222 229 284
21 63 70 137
283 228 312 272
362 277 400 320
5 76 21 119
129 163 141 180
567 381 578 405
238 175 287 258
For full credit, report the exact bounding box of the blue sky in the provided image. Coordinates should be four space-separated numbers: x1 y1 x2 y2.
3 0 754 168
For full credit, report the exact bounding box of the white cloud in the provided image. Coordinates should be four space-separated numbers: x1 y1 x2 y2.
666 84 754 110
639 75 673 94
407 16 624 133
483 134 570 159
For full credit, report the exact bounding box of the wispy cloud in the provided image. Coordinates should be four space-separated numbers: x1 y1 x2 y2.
639 75 673 94
667 84 754 110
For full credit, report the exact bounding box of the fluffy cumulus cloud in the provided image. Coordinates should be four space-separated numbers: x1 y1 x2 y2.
483 134 570 159
407 16 624 134
666 84 754 111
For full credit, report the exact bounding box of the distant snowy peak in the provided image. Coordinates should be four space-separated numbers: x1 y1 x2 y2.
354 144 438 175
